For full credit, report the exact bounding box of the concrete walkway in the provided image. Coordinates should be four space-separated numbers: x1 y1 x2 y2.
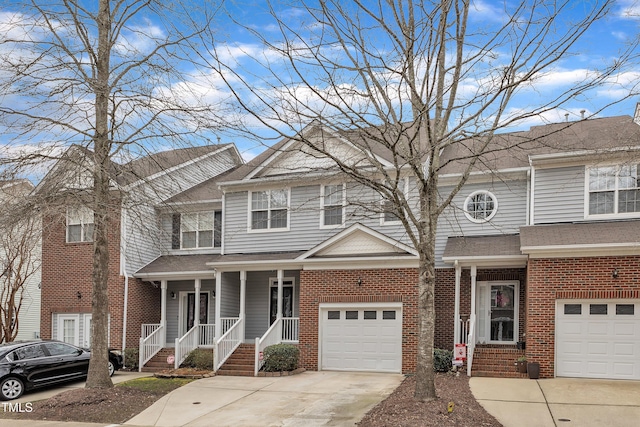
125 371 403 427
470 377 640 427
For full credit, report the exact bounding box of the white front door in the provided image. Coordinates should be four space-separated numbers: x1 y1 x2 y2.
320 303 402 373
57 314 80 346
476 281 519 344
556 300 640 379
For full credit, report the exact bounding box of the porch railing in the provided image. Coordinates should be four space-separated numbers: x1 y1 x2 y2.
254 317 299 375
199 324 216 346
221 317 238 335
174 326 198 369
459 318 470 345
282 317 299 342
466 315 476 377
139 323 164 371
214 317 242 371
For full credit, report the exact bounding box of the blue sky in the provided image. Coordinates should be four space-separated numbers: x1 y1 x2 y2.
1 0 640 175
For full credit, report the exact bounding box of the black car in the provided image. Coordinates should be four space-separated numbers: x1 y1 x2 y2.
0 340 124 400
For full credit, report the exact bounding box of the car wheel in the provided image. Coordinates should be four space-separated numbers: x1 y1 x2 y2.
0 377 24 401
108 360 115 377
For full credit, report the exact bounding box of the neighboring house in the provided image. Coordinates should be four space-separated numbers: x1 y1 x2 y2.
0 179 41 342
40 108 640 381
37 144 243 354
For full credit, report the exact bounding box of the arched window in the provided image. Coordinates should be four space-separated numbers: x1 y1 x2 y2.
464 190 498 223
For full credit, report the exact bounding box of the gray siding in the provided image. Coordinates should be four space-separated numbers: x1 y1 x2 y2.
436 180 528 268
165 279 215 343
533 166 585 224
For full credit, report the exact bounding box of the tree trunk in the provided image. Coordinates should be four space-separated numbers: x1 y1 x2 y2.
86 0 113 389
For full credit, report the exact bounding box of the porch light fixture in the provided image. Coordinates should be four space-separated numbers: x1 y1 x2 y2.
170 291 176 299
76 291 82 299
357 277 362 286
612 269 619 279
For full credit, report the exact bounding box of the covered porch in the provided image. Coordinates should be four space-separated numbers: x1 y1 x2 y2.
134 253 303 373
442 234 528 377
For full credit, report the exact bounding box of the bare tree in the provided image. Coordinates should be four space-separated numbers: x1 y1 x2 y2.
0 180 40 343
0 0 223 389
209 0 639 400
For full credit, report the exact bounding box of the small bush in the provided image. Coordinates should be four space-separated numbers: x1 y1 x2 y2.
262 344 299 372
433 348 453 372
124 348 139 370
181 348 214 370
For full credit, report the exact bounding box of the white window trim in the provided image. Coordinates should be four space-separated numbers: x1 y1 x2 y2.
380 178 409 225
268 277 296 327
66 206 94 243
180 211 219 249
476 281 519 345
463 190 498 224
320 183 346 229
247 189 291 233
584 164 640 220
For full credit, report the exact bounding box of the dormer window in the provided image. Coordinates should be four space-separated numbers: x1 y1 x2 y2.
588 164 640 216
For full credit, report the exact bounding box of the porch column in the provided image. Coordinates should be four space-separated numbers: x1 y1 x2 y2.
215 270 222 339
470 265 477 325
160 280 167 347
239 270 246 342
194 278 201 345
277 269 284 319
454 261 461 346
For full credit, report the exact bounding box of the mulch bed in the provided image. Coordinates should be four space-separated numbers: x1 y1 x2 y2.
358 373 502 427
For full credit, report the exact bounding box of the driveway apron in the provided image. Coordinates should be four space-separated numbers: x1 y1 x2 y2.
125 371 403 427
470 377 640 427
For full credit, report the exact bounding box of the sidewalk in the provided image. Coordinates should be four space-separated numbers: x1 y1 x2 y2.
470 377 640 427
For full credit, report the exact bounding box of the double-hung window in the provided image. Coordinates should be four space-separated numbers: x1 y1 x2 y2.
381 178 408 225
172 211 221 249
588 164 640 216
67 206 94 243
321 184 345 227
250 189 289 230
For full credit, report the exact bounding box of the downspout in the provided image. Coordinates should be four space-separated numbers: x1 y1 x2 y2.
121 208 129 365
528 159 535 226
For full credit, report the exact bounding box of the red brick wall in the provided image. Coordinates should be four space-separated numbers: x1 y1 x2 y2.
527 256 640 378
299 268 419 373
41 202 160 350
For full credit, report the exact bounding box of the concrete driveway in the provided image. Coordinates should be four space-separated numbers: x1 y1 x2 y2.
125 371 403 427
470 377 640 427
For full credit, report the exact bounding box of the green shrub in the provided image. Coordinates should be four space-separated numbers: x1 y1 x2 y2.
262 344 299 372
124 348 139 370
433 348 453 372
181 348 214 370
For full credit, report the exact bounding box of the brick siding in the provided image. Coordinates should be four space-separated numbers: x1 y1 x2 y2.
527 255 640 378
41 203 160 349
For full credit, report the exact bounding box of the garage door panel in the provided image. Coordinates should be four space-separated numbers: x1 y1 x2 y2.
557 301 640 380
321 306 402 373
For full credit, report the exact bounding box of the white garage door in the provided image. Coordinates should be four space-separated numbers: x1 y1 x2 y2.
556 300 640 379
320 303 402 373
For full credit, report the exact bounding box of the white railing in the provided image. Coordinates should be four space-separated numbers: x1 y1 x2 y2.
214 318 243 371
282 317 299 342
199 324 216 346
174 326 198 369
466 316 476 377
220 317 239 335
139 323 164 371
255 318 282 376
459 318 470 345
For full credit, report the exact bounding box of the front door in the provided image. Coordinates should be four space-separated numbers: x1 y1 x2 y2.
476 281 519 344
270 281 294 325
57 314 79 346
185 292 209 331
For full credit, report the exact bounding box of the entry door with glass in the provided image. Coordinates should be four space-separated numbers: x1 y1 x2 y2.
185 292 209 332
476 281 519 344
269 280 294 325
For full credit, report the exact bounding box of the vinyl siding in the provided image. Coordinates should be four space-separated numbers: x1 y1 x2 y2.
533 166 585 224
165 279 215 343
436 179 529 268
